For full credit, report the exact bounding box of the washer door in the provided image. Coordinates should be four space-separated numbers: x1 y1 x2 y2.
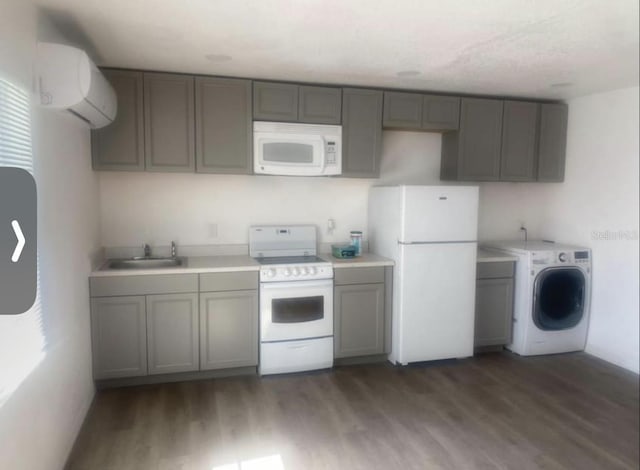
533 267 586 331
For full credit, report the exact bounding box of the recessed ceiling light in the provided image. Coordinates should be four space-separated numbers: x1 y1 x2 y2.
396 70 421 78
205 54 232 63
550 82 573 88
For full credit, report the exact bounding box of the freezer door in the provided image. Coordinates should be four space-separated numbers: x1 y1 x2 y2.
400 186 478 243
396 242 476 363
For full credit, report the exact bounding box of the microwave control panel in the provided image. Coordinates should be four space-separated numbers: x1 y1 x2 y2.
325 141 337 164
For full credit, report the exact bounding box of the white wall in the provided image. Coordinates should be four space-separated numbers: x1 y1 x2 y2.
0 3 101 468
98 130 443 249
479 87 640 373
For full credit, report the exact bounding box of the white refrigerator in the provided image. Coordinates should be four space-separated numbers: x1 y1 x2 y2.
368 185 479 365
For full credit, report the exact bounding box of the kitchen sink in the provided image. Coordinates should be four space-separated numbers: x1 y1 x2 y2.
106 257 186 270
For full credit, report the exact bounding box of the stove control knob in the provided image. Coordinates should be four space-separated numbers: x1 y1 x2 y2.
301 267 309 275
265 269 276 278
309 267 317 275
283 268 291 277
292 267 300 277
558 252 567 262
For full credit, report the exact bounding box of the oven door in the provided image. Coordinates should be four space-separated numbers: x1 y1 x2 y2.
260 279 333 342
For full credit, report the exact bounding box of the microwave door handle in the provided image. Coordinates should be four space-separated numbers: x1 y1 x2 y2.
319 137 326 173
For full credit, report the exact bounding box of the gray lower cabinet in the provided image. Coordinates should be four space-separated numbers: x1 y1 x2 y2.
199 290 258 370
383 92 460 131
92 69 144 171
537 103 568 182
91 296 147 379
475 261 515 347
441 97 504 181
334 283 384 358
143 73 195 172
500 101 539 181
146 293 199 375
334 266 390 359
195 77 252 174
341 88 384 177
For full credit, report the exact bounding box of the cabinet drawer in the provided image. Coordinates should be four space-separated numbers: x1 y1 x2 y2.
476 262 515 279
334 267 385 285
199 271 258 292
90 274 198 297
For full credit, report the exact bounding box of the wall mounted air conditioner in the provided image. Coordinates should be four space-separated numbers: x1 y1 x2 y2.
37 42 117 129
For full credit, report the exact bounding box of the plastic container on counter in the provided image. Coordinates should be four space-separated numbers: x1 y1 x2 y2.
350 230 363 256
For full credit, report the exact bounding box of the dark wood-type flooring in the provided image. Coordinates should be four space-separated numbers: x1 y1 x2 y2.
66 352 639 470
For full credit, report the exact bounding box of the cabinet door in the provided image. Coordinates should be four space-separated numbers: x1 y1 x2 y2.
457 98 504 181
474 278 514 347
382 91 423 129
422 95 460 131
537 103 568 182
91 296 147 379
342 88 383 177
200 290 258 370
195 77 252 174
143 73 195 172
500 101 539 181
298 86 342 124
92 70 144 171
334 283 384 358
253 82 298 121
147 293 199 375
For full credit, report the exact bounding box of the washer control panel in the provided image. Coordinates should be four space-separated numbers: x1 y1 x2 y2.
531 250 590 266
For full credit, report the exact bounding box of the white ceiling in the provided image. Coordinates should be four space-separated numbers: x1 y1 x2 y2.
36 0 639 99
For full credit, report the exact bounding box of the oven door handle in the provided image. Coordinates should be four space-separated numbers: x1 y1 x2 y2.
261 279 333 290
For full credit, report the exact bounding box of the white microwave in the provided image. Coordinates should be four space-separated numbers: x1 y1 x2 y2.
253 121 342 176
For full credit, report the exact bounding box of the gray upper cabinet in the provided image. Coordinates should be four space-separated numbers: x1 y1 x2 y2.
195 77 252 174
441 98 504 181
200 290 258 370
143 73 195 172
422 95 460 131
253 81 299 121
92 70 144 171
91 296 147 380
342 88 384 178
253 82 342 124
500 101 539 182
146 293 199 375
298 86 342 124
383 92 460 131
383 92 423 129
537 103 568 182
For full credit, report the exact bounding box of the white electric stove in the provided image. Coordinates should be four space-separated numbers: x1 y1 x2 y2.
249 225 334 375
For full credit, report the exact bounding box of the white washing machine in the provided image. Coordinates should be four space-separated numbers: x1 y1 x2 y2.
482 240 591 356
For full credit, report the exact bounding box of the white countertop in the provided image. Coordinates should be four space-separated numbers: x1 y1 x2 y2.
91 253 394 277
91 255 260 277
477 248 518 263
326 253 395 268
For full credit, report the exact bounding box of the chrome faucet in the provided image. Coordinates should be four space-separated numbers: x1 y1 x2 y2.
143 243 152 258
171 241 177 258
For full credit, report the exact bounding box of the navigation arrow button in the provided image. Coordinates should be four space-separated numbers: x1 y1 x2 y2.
11 220 25 263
